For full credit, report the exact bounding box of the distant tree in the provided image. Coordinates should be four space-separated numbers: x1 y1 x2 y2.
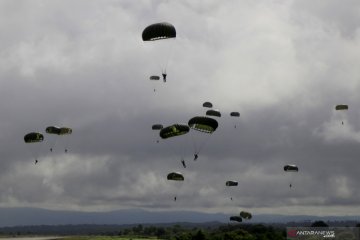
311 221 329 227
156 227 166 238
192 230 206 240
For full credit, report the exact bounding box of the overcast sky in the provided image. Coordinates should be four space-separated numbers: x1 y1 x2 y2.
0 0 360 217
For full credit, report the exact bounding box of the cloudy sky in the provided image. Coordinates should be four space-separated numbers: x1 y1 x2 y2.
0 0 360 217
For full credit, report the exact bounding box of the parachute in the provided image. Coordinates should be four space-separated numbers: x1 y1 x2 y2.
142 22 176 82
188 116 218 134
284 165 298 172
24 132 44 164
206 109 221 118
284 164 298 188
240 211 252 220
167 172 184 181
167 172 184 201
46 126 72 136
46 126 61 135
335 104 348 125
142 22 176 41
59 127 72 135
335 104 348 110
203 102 213 108
230 112 240 117
152 124 163 130
230 216 242 222
188 116 218 159
160 124 190 139
45 126 72 152
150 75 160 80
226 181 238 187
230 112 240 128
24 132 44 143
150 75 160 92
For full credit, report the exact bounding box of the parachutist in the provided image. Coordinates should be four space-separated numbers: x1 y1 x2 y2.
35 159 38 164
181 159 186 168
194 154 198 161
230 197 233 201
289 184 292 188
174 196 177 201
65 149 68 153
50 148 52 152
342 121 344 125
162 73 167 82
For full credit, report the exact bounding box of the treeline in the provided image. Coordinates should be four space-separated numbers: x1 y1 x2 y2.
0 223 285 239
120 224 286 240
1 221 359 240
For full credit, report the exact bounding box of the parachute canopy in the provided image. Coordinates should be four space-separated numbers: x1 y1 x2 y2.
230 216 242 222
150 75 160 81
335 104 348 110
46 126 72 135
167 172 184 181
24 132 44 143
152 124 163 130
226 181 238 187
203 102 213 108
59 127 72 135
240 211 252 220
160 124 190 139
46 126 61 135
206 109 221 118
142 22 176 41
230 112 240 117
284 165 298 172
188 116 218 133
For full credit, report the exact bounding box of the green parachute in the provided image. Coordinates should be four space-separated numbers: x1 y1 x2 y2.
188 116 218 159
203 102 213 108
167 172 184 202
167 172 184 181
152 124 163 130
226 181 238 187
335 104 348 125
142 22 176 41
24 132 44 164
284 164 298 188
230 112 240 128
45 126 72 153
206 109 221 118
142 22 176 82
188 116 218 134
160 124 190 139
24 132 44 143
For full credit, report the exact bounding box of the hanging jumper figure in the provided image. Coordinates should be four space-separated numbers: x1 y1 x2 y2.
174 196 177 201
50 148 53 152
65 149 68 153
35 159 38 164
194 154 198 161
289 184 292 188
162 72 167 82
181 159 186 168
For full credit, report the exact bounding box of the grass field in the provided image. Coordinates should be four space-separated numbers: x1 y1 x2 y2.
65 236 161 240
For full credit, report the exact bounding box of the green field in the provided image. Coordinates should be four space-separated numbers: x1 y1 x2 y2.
65 237 162 240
